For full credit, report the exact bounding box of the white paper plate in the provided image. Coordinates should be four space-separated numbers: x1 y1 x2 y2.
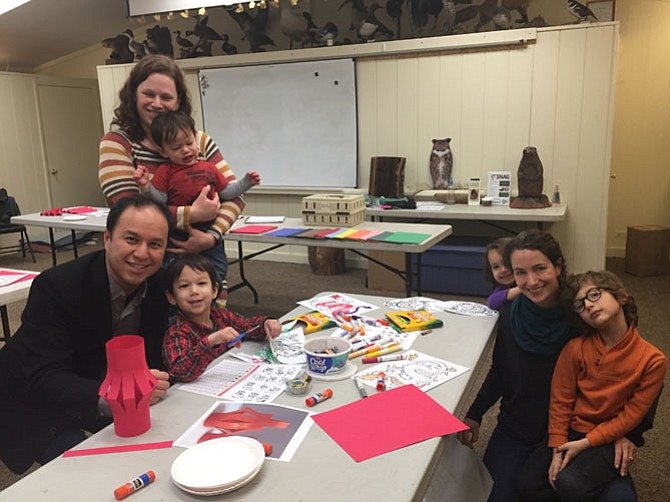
173 461 263 496
171 436 265 491
63 215 87 221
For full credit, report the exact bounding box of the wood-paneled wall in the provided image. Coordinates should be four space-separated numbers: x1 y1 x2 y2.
97 23 619 273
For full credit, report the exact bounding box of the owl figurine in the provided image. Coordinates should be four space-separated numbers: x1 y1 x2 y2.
430 138 453 189
510 146 551 208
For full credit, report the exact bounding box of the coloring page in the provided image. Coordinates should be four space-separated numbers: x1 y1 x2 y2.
270 327 306 365
438 301 498 317
298 292 378 319
384 296 448 312
354 351 469 393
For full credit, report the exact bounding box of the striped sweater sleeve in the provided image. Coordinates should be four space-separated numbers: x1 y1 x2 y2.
99 131 140 206
196 131 245 239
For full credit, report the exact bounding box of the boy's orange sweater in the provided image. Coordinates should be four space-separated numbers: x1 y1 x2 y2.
549 326 667 448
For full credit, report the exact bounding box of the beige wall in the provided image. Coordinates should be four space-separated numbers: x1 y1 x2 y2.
33 1 669 259
607 0 670 257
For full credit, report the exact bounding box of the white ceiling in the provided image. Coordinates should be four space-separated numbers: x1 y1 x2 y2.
0 0 131 72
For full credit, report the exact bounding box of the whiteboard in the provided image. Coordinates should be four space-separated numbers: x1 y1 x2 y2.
199 59 357 189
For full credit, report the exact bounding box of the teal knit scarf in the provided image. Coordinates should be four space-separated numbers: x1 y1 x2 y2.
510 294 571 356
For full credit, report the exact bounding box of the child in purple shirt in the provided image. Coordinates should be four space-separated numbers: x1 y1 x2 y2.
485 237 520 310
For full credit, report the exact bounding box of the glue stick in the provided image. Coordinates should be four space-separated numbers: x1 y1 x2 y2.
305 388 333 407
114 470 155 500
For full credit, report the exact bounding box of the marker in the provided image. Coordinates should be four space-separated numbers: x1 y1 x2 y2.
362 353 410 364
365 344 401 359
376 372 386 391
114 471 155 500
353 377 368 398
305 388 333 407
227 325 261 347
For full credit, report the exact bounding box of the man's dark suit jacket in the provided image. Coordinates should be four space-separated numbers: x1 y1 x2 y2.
0 250 169 473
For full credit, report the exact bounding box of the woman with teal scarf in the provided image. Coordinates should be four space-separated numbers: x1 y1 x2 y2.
458 230 574 501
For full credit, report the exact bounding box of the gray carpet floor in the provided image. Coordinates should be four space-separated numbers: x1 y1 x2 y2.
0 244 668 500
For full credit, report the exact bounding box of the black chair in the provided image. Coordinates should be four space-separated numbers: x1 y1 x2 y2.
0 188 36 263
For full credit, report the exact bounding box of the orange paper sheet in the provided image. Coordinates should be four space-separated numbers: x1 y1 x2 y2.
311 384 467 462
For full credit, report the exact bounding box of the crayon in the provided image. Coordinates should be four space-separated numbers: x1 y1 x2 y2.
305 388 333 407
353 377 368 398
362 353 409 364
420 329 433 336
114 471 155 500
376 372 386 391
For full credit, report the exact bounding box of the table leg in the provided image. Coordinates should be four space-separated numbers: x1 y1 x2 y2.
1 305 10 343
71 230 79 259
49 227 57 267
227 241 260 304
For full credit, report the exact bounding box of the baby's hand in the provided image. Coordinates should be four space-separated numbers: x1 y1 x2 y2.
133 166 150 189
246 171 261 186
263 319 281 339
209 327 242 348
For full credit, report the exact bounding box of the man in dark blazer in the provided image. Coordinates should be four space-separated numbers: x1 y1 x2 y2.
0 195 172 474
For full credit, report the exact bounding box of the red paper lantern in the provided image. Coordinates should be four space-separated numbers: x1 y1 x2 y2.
99 335 157 437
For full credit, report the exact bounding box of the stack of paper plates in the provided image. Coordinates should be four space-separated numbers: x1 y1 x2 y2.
171 436 265 495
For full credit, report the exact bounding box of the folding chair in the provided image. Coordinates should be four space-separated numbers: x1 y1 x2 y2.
0 188 36 263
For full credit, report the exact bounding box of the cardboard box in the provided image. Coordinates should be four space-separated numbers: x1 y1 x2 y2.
367 250 406 292
625 225 670 277
302 193 366 227
409 237 491 296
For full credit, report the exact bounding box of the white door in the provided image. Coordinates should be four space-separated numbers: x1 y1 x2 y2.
37 80 106 208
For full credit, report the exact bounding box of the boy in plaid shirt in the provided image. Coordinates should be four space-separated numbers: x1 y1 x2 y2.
162 253 280 382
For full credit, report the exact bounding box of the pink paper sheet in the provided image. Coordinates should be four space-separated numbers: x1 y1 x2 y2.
62 440 173 457
229 225 278 234
311 384 467 462
64 206 98 214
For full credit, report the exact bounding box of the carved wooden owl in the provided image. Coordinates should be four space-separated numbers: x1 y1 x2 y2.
430 138 453 189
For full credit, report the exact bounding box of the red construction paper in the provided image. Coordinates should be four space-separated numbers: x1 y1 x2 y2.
229 225 278 234
311 384 467 462
64 206 97 214
62 441 173 458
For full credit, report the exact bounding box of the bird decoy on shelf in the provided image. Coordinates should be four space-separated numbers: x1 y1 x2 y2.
385 0 404 38
566 0 598 22
454 4 480 26
221 34 238 55
502 0 531 25
338 0 368 34
186 15 225 41
173 30 194 50
192 38 213 57
122 29 147 60
102 33 134 64
441 0 456 35
492 7 513 29
145 25 173 57
225 5 276 52
358 2 394 42
409 0 445 35
474 0 499 32
303 12 339 47
280 0 310 49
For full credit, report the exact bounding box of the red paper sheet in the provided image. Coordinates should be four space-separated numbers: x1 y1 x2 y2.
229 225 278 234
311 384 467 462
64 206 98 214
62 440 173 458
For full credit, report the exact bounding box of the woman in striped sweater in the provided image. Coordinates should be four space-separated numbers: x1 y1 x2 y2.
99 55 244 301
